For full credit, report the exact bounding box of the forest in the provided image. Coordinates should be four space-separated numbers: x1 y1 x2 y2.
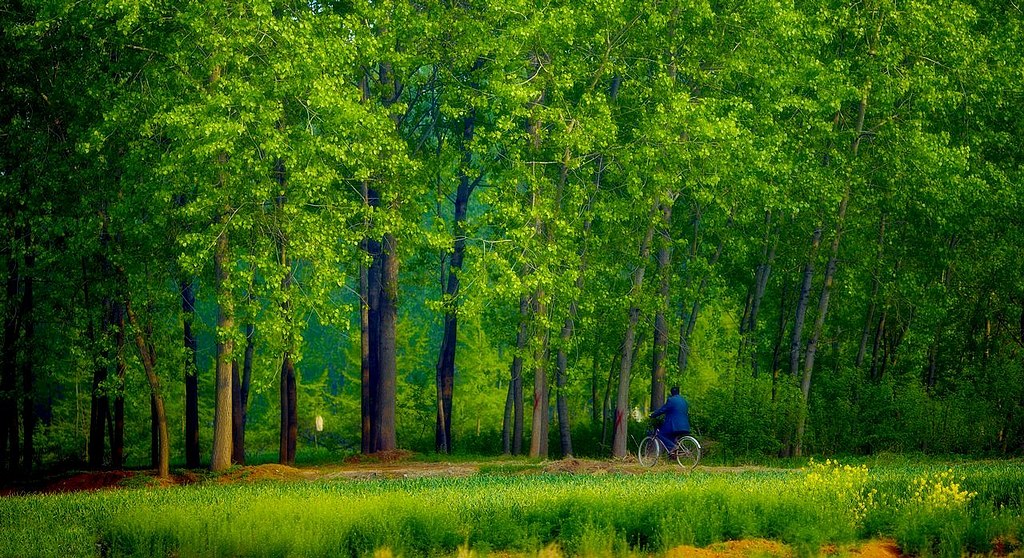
1 0 1022 480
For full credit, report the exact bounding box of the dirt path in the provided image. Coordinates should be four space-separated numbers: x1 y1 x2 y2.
3 455 798 495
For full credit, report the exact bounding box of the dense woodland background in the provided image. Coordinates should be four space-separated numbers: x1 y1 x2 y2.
1 0 1022 479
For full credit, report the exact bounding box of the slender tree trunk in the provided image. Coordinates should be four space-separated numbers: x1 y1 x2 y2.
88 302 110 469
502 294 529 455
794 93 864 457
651 200 674 410
795 190 850 456
366 235 383 451
789 227 822 376
435 112 475 454
612 201 658 458
181 279 200 468
0 254 16 476
678 222 727 372
111 303 125 469
375 233 399 452
239 323 253 461
210 208 235 472
276 189 298 465
856 214 886 368
18 238 33 474
771 275 792 402
529 289 550 458
126 301 170 478
232 361 244 464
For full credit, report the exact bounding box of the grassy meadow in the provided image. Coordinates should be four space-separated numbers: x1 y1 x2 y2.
2 459 1023 557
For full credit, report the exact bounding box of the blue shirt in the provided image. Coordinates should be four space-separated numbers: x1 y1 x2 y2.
651 394 690 434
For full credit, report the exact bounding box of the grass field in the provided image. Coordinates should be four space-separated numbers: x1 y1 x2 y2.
1 458 1023 557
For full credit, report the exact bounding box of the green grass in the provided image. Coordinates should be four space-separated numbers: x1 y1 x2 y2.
1 460 1023 557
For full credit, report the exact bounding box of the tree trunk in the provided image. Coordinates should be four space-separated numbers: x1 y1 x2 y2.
789 227 822 377
88 302 110 470
181 279 200 468
127 301 170 478
435 112 475 454
771 275 793 402
678 223 727 373
210 208 234 472
111 303 125 469
529 289 550 459
651 200 674 411
794 92 864 456
239 323 254 461
795 190 850 456
232 360 244 465
277 189 298 465
612 201 658 458
856 214 886 368
375 233 399 452
1 255 17 476
502 294 529 455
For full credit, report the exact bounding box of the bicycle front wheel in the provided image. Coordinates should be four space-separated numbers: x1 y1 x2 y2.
674 436 701 470
638 436 661 467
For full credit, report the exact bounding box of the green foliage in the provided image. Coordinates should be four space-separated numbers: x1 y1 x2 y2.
2 462 1024 557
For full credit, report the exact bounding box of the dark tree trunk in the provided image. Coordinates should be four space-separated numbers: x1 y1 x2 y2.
150 395 158 468
111 303 125 469
789 227 822 377
181 279 200 468
771 275 793 402
375 233 399 452
612 202 657 458
232 360 244 465
502 294 529 455
435 111 475 454
276 189 298 465
280 357 297 463
1 253 16 475
529 289 550 459
365 236 383 451
88 302 110 470
870 311 888 382
19 240 33 474
238 323 254 461
651 200 673 411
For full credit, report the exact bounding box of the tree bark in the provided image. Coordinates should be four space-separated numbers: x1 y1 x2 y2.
210 208 235 472
529 289 550 458
435 111 476 454
276 189 298 465
678 219 727 372
789 227 822 377
1 254 17 475
502 294 529 455
181 279 200 468
795 190 850 456
375 233 399 452
856 214 886 368
88 302 110 470
126 301 170 478
231 360 244 465
111 303 125 469
612 201 658 458
793 92 865 456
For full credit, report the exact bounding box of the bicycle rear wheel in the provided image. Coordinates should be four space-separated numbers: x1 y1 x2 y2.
638 436 660 467
674 436 701 471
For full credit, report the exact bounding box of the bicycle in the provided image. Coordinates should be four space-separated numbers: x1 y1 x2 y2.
637 427 701 470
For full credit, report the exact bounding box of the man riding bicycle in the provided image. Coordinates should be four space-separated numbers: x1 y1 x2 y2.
649 386 690 452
